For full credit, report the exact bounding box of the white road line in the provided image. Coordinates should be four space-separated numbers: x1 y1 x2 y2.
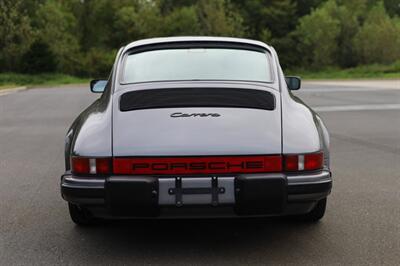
314 104 400 112
299 87 400 93
0 86 27 97
303 80 400 90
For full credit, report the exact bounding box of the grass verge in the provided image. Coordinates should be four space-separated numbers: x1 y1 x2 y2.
0 73 89 89
1 62 399 88
287 61 400 80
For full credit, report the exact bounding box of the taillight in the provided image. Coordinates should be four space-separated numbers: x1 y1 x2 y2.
71 157 89 174
304 153 324 170
284 152 323 172
95 158 112 174
284 155 298 171
71 157 111 175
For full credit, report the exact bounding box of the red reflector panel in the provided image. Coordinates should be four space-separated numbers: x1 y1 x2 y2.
113 156 282 175
96 158 112 174
71 157 89 175
304 153 324 171
284 155 298 171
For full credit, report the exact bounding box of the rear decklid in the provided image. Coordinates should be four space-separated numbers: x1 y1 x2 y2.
112 85 281 156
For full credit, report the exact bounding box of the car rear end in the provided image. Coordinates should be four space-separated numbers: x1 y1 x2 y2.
61 38 332 223
61 83 331 219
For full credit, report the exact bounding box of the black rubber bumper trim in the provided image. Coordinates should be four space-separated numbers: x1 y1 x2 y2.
60 174 105 204
287 181 332 195
61 185 105 200
234 175 287 215
105 176 159 217
60 173 332 215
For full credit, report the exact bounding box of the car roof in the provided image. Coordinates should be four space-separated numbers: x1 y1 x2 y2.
122 36 272 53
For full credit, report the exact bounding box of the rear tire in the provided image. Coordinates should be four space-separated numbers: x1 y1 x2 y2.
292 198 327 222
68 203 97 226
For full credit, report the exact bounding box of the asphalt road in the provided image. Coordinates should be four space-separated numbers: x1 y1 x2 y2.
0 81 399 265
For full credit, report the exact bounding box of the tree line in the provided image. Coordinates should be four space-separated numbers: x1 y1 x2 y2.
1 0 400 77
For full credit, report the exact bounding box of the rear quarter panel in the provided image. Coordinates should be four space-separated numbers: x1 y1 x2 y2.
64 88 113 170
269 46 329 167
275 61 330 169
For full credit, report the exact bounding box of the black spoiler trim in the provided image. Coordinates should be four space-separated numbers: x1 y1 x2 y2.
120 88 275 111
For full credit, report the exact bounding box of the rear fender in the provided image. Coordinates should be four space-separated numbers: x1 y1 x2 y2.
65 95 112 171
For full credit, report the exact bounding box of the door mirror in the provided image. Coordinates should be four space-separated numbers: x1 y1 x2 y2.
90 79 107 93
285 76 301 90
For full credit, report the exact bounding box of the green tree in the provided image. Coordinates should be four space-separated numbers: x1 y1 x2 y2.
84 47 116 77
0 0 34 71
328 0 366 67
20 40 57 73
158 0 197 14
295 0 341 67
196 0 245 36
2 0 398 75
35 0 82 74
231 0 300 68
295 0 328 17
353 2 400 64
232 0 297 38
112 1 163 45
383 0 400 16
162 6 202 36
68 0 114 51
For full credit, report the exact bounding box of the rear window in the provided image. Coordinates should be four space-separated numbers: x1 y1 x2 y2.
122 48 273 84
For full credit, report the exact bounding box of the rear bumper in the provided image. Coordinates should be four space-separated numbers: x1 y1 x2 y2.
61 170 332 218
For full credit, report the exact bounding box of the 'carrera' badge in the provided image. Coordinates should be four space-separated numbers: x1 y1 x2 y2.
170 112 221 118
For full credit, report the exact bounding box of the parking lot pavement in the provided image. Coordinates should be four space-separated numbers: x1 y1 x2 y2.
0 82 399 265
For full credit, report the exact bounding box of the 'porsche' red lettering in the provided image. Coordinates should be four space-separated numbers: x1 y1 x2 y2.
113 156 282 175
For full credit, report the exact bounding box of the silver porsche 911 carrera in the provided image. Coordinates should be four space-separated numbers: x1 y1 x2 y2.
61 37 332 225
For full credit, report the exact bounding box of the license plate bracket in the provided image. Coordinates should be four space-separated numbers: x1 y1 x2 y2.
158 177 235 206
